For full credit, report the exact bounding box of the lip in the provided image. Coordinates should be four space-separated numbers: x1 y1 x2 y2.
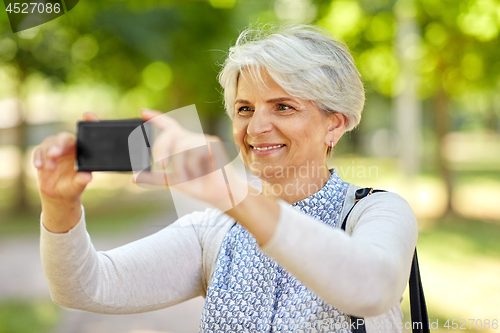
250 143 285 148
249 143 286 155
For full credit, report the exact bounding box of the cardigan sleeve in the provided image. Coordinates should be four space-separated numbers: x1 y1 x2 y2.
40 206 208 314
259 191 418 318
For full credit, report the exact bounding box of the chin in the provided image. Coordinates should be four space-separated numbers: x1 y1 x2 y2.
247 164 284 180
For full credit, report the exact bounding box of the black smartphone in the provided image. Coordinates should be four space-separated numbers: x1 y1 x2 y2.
76 119 153 172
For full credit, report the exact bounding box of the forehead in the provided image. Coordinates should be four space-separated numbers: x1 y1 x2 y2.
236 67 289 99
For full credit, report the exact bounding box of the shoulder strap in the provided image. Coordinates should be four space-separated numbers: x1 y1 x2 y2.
341 188 430 333
409 249 430 333
341 188 385 231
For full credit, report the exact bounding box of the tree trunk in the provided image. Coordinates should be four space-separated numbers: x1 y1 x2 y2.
15 109 29 212
395 0 422 177
486 99 499 133
434 89 454 216
14 68 29 212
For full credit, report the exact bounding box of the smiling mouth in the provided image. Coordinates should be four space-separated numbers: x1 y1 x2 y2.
250 144 285 151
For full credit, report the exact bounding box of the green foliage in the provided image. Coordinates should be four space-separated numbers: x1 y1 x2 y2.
0 300 60 333
1 0 498 130
0 1 270 130
418 216 500 261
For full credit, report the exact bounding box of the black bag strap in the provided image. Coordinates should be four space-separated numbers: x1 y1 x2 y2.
340 188 386 231
341 188 430 333
409 249 430 333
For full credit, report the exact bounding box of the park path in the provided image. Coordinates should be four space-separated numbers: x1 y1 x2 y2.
0 212 204 333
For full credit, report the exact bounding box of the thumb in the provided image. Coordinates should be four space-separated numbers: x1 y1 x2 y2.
83 112 99 121
74 172 92 188
140 109 163 122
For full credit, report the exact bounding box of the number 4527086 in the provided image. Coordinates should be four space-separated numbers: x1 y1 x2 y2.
443 319 498 330
6 2 61 14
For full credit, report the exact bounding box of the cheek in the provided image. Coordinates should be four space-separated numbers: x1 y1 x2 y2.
285 120 315 142
289 122 326 153
232 119 246 146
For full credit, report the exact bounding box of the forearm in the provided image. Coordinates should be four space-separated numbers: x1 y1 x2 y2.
40 208 205 314
40 195 82 233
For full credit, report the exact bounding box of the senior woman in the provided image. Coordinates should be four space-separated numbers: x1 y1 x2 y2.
34 25 417 333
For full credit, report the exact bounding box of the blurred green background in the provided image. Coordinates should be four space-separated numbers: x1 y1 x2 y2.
0 0 499 332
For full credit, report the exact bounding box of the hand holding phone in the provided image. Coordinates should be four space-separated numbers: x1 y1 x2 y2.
33 112 97 233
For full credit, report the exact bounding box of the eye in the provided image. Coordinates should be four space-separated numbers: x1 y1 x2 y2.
277 104 294 112
237 106 254 115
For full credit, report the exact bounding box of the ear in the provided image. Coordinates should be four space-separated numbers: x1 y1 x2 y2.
325 112 347 147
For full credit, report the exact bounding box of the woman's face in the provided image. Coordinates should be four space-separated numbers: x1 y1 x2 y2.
232 68 342 181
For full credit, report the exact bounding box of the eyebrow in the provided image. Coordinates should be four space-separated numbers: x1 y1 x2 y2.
235 97 299 105
235 99 251 105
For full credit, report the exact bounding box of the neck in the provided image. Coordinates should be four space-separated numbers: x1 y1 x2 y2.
259 165 332 204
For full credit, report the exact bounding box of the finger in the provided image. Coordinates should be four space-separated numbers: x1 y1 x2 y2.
159 160 170 188
134 170 171 188
141 109 180 131
208 141 231 171
38 136 57 170
55 132 76 156
186 146 212 181
73 172 92 188
32 147 43 169
142 111 181 163
131 160 167 186
200 152 213 176
185 149 198 181
171 148 188 186
83 112 99 121
140 108 163 120
152 131 179 164
47 132 75 159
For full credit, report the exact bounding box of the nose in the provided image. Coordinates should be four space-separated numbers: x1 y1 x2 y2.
246 108 273 137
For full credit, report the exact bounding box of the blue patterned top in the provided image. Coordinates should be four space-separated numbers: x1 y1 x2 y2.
200 170 351 332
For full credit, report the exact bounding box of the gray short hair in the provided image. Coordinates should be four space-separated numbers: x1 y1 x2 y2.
219 24 365 132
